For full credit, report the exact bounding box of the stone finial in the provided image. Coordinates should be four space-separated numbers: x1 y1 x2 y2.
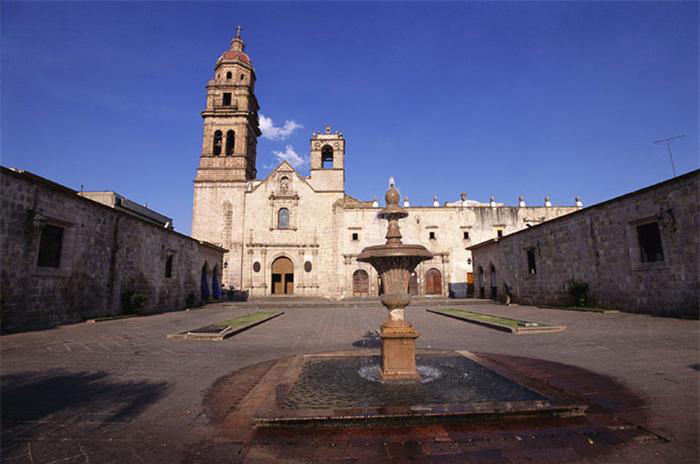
460 192 467 201
518 195 526 207
433 195 440 207
389 176 395 188
325 125 331 134
544 196 552 207
385 185 400 206
490 196 496 207
231 25 245 50
372 197 379 208
403 196 410 207
575 196 583 208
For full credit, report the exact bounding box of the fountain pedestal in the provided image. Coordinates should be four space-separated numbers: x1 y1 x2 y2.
380 320 420 379
358 178 433 381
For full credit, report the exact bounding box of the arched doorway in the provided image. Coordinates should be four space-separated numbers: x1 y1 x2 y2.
352 269 369 297
212 265 221 299
425 268 442 295
201 263 210 301
271 257 294 295
408 272 419 295
478 266 485 299
490 264 497 300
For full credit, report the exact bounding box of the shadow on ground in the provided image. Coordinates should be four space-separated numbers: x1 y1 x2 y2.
1 370 170 456
351 330 381 348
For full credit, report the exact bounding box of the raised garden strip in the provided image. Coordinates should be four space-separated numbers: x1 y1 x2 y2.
537 305 619 314
427 309 565 334
167 311 283 341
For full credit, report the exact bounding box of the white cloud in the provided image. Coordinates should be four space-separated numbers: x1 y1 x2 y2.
270 145 307 168
259 113 303 140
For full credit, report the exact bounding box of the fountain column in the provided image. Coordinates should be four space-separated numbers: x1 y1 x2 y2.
358 179 433 380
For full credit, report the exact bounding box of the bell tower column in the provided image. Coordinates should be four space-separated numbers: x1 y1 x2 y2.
192 26 260 289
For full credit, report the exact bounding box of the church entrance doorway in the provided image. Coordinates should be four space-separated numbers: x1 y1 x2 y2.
352 270 369 297
466 272 474 297
425 268 442 295
271 257 294 295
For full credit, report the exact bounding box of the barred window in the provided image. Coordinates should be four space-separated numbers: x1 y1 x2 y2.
165 254 174 278
637 222 664 263
37 225 63 268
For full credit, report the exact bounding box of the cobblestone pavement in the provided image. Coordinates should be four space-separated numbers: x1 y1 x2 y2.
1 301 698 463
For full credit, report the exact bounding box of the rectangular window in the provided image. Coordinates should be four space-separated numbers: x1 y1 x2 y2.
527 248 537 274
37 225 64 268
429 231 436 240
463 231 470 240
497 229 503 238
637 222 664 263
165 254 174 278
352 233 359 241
222 93 232 106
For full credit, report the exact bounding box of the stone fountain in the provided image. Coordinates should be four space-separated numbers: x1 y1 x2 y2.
357 178 432 380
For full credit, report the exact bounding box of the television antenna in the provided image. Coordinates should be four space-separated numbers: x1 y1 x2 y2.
652 134 684 177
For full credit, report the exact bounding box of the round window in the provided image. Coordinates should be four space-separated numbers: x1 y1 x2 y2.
253 262 261 273
304 261 312 272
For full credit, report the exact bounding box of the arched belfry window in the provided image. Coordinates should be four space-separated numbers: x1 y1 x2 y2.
278 208 289 229
225 130 235 156
321 145 334 169
226 71 232 80
213 131 223 156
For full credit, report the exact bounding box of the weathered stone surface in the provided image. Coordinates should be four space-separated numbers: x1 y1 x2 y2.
469 170 699 317
0 168 225 332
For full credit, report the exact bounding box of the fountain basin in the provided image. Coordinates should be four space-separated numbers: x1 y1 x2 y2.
253 350 587 427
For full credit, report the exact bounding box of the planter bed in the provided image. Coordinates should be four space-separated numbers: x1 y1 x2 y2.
427 308 566 334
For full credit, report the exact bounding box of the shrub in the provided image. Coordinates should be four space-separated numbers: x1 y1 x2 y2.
568 279 590 307
185 291 198 308
121 288 147 313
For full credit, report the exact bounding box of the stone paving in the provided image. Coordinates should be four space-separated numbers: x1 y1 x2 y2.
1 300 698 463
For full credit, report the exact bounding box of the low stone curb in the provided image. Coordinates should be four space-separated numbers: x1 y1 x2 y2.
537 305 619 314
166 311 284 341
427 309 566 334
85 306 207 323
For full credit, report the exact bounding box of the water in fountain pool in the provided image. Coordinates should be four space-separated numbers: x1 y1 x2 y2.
283 354 546 409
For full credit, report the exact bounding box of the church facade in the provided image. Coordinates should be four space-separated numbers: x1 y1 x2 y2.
192 31 580 299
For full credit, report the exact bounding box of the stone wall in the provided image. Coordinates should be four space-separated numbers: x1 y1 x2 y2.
469 171 699 317
1 167 225 332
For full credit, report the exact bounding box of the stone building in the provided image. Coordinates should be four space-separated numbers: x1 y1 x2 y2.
468 170 699 317
191 31 580 299
0 167 225 332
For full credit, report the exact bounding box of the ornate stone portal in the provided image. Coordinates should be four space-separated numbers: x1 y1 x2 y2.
358 178 433 380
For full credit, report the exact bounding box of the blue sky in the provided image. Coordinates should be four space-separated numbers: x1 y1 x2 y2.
3 1 698 234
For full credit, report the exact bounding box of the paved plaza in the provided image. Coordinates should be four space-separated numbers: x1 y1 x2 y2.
1 300 698 463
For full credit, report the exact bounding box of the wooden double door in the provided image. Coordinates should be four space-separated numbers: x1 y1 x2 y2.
352 270 369 297
271 257 294 295
425 268 442 295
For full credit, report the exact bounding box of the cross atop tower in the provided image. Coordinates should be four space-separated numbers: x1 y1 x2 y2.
235 25 243 38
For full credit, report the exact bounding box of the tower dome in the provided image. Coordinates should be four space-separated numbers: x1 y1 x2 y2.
218 26 252 66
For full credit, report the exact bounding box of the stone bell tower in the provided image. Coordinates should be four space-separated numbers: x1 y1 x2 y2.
194 26 260 183
192 26 260 289
308 125 345 192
